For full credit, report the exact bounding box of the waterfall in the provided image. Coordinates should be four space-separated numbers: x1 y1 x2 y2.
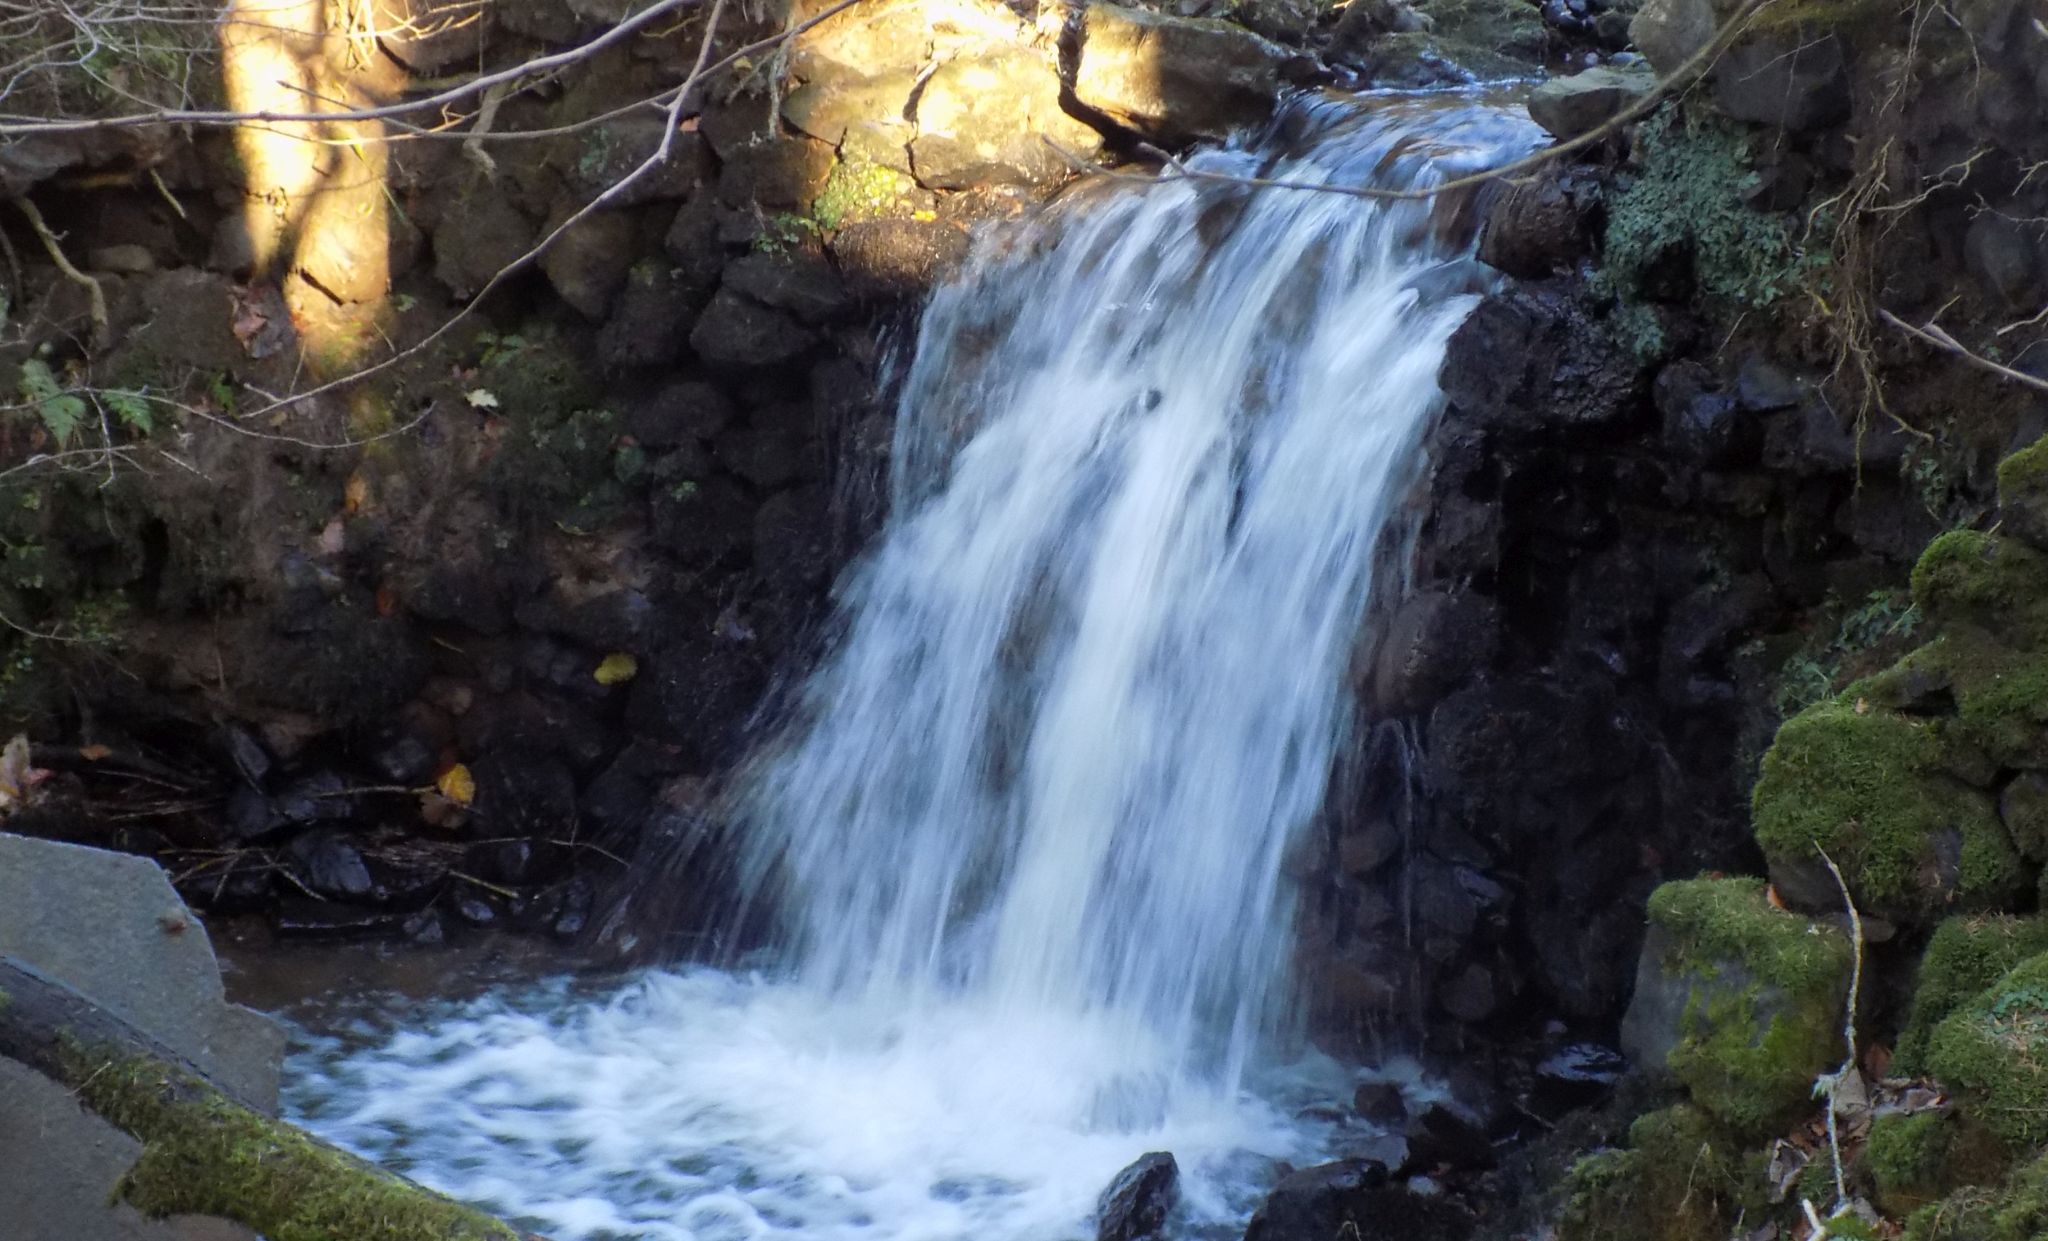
285 92 1538 1241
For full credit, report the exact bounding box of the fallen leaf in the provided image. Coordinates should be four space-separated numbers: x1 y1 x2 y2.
375 584 398 617
436 762 476 807
318 518 346 556
595 652 638 685
1767 884 1788 911
465 388 500 409
78 743 112 761
344 472 369 514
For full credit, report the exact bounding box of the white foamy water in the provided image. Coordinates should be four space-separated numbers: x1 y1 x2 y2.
286 92 1537 1241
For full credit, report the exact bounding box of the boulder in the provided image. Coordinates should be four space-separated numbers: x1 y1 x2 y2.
1094 1151 1178 1241
830 217 974 300
910 47 1102 188
1477 165 1596 278
690 288 820 368
1618 878 1853 1139
1439 288 1647 431
1244 1160 1473 1241
1928 952 2048 1147
1711 33 1848 131
1526 65 1656 140
1069 3 1290 146
1628 0 1727 76
1893 915 2048 1074
1363 588 1497 716
540 207 639 319
1999 432 2048 552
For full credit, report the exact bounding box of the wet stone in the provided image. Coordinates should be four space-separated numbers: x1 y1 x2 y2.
1095 1151 1179 1241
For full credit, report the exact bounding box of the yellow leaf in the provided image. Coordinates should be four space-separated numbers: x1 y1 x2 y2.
78 744 112 761
344 472 369 514
595 652 638 685
436 763 476 807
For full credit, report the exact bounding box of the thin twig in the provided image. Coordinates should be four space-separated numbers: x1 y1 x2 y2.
1816 845 1864 1217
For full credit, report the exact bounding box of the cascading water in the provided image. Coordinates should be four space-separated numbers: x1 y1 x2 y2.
284 92 1537 1241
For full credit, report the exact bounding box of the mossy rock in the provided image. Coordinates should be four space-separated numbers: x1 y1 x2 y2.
1911 530 2048 652
1905 1150 2048 1241
1926 953 2048 1148
1897 916 2048 1074
1995 434 2048 553
1557 1104 1769 1241
1752 699 2027 924
1864 1110 2011 1217
1637 878 1853 1138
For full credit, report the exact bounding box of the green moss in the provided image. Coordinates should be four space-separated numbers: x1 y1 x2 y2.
811 157 916 231
1995 434 2048 508
1927 953 2048 1148
1646 879 1854 1137
1558 1105 1769 1241
1865 1110 2011 1216
1601 106 1824 311
1911 530 2048 648
1905 1151 2048 1241
60 1047 520 1241
1899 916 2048 1074
1752 700 2025 922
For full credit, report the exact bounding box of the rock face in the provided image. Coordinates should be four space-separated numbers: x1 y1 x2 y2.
911 47 1102 188
1067 2 1291 145
1244 1160 1474 1241
1094 1151 1179 1241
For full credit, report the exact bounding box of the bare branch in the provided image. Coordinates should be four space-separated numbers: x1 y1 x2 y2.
12 193 105 326
1880 309 2048 395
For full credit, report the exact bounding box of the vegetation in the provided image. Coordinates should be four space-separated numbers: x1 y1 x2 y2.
1643 878 1854 1137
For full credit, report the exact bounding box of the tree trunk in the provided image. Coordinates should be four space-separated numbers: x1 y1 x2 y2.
0 954 539 1241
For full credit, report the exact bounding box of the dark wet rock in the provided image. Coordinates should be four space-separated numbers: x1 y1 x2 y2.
755 486 840 591
553 875 595 939
690 288 820 368
464 838 569 887
1440 288 1646 432
723 251 853 324
626 637 766 765
910 48 1100 189
830 218 974 301
472 751 578 843
402 908 446 946
541 207 640 320
1530 1041 1626 1114
717 418 827 490
1232 0 1321 42
284 830 375 901
1712 33 1848 131
366 726 438 787
220 723 272 786
452 894 499 926
1245 1158 1474 1241
1525 64 1654 140
1070 4 1289 146
1477 167 1595 279
1406 1100 1496 1171
1438 961 1498 1023
275 770 355 824
1353 1081 1408 1125
1094 1151 1178 1241
650 475 757 563
563 121 707 207
599 260 705 368
1656 359 1758 467
715 136 835 211
1965 208 2046 308
430 181 535 299
631 379 736 448
1363 589 1497 717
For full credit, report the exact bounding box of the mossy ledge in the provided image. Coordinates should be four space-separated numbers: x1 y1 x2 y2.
0 963 527 1241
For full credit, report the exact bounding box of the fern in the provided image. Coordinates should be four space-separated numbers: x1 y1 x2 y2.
104 389 154 434
17 358 87 446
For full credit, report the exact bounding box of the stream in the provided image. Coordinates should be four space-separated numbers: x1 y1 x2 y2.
271 90 1540 1241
